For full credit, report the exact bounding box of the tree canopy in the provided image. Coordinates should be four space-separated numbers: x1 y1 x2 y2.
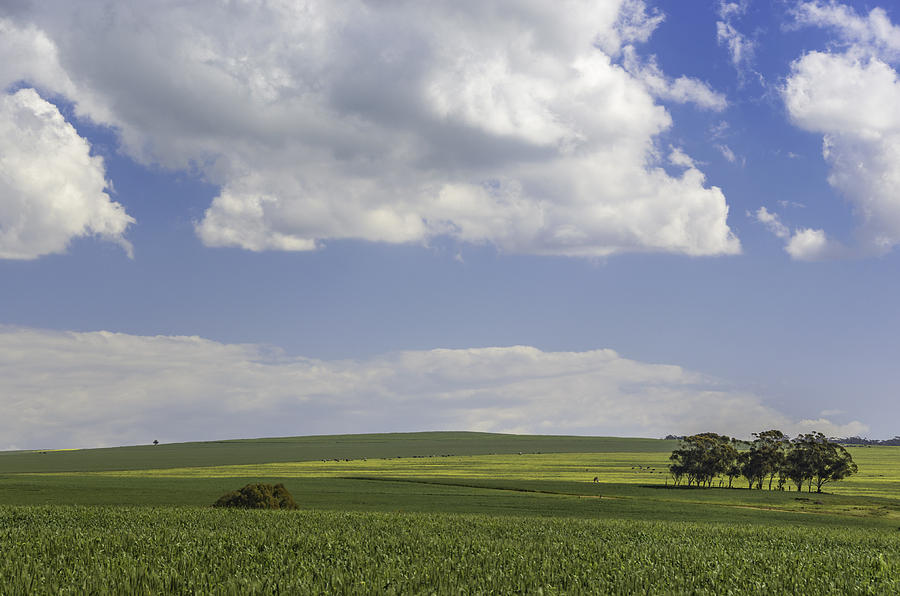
668 430 857 493
213 483 299 509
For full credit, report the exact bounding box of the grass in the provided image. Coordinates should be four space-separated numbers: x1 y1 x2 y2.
2 434 898 528
4 474 898 529
2 432 899 593
5 432 893 499
22 446 897 498
1 506 897 594
0 432 674 473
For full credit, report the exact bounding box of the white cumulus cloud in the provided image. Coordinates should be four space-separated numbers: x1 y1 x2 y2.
0 1 740 258
0 88 133 259
784 2 900 257
753 206 842 260
0 326 866 450
784 227 835 260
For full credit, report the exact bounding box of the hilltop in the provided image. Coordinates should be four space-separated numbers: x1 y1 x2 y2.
0 431 674 474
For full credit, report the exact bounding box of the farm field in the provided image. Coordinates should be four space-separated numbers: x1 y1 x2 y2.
2 506 898 594
0 432 674 474
63 447 900 498
2 432 899 593
2 434 898 523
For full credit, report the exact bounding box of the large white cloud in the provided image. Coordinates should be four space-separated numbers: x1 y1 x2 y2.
782 2 900 257
0 88 133 259
0 1 740 258
0 326 865 450
0 18 77 97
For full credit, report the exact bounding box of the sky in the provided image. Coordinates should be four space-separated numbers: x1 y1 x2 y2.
1 0 899 449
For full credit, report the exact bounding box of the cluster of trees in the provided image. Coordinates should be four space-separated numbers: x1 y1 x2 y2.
668 431 857 493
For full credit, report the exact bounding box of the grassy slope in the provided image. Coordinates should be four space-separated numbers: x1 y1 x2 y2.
3 433 898 593
37 446 897 499
0 432 672 473
2 432 898 530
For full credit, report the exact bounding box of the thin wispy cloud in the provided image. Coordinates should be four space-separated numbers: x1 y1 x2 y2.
716 0 761 84
791 1 900 61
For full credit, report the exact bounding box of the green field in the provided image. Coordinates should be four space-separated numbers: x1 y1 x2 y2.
1 432 899 593
0 432 674 473
2 507 897 594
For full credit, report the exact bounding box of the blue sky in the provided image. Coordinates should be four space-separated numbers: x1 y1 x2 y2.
1 1 899 449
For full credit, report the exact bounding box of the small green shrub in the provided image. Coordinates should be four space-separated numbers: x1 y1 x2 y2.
213 483 299 509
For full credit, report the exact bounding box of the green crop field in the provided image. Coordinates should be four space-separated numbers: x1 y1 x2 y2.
0 432 674 473
1 432 899 593
2 507 898 594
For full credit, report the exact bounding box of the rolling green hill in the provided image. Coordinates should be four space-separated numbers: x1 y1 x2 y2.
2 431 899 593
1 431 897 529
0 431 674 473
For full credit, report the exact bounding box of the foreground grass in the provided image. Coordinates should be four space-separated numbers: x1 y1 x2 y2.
2 506 897 595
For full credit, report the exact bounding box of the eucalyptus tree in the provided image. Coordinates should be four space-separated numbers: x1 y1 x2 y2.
739 449 766 489
751 430 789 490
667 429 857 493
668 433 737 487
783 432 858 493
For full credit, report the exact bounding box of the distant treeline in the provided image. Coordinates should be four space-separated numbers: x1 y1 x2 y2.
668 431 857 493
832 436 900 446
